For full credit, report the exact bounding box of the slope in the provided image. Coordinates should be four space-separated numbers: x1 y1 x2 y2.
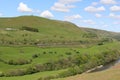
0 16 119 46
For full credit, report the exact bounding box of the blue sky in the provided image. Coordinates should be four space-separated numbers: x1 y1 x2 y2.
0 0 120 32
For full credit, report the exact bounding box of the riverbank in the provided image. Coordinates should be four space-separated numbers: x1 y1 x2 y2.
87 58 120 73
55 63 120 80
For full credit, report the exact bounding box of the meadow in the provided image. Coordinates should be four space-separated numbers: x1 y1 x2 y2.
0 42 120 80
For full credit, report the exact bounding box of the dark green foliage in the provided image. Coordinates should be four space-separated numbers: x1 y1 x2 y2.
43 51 46 54
65 52 72 55
83 32 98 38
0 72 4 77
58 49 120 78
32 54 39 58
20 26 39 32
26 66 39 74
8 59 32 65
3 69 25 77
98 42 104 45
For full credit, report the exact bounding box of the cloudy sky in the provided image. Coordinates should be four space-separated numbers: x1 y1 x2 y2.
0 0 120 32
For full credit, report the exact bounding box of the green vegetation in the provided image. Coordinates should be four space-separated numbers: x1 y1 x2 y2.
0 42 120 80
0 16 120 80
55 63 120 80
0 16 120 46
20 26 39 32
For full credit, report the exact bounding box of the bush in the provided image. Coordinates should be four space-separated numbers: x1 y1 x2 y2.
4 69 25 77
0 72 4 77
98 42 104 45
65 52 72 55
20 26 39 32
32 54 39 58
83 32 98 38
8 59 32 65
26 66 38 74
43 51 46 54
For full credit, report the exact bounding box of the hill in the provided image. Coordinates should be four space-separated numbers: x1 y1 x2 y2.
0 15 119 47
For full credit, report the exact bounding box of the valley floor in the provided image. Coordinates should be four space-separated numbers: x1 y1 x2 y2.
0 42 120 80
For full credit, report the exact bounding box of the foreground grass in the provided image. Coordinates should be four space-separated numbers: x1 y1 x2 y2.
55 63 120 80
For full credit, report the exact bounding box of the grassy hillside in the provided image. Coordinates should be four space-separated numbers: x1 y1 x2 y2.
0 16 83 46
0 16 119 46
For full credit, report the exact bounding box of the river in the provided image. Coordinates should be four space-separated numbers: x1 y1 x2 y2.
90 58 120 73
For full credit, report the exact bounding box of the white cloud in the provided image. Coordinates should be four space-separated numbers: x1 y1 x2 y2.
17 2 33 12
95 13 102 18
64 14 82 21
100 0 117 4
84 6 105 13
82 19 95 25
109 13 120 19
110 5 120 12
51 3 75 12
59 0 81 4
40 10 54 18
51 0 81 12
91 2 98 6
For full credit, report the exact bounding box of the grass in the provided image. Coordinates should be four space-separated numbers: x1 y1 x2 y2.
0 16 119 47
0 42 120 80
0 47 73 71
0 16 120 80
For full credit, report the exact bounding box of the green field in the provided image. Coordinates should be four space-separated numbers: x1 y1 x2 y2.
0 42 120 80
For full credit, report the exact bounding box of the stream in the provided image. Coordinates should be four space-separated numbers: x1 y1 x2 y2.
90 58 120 73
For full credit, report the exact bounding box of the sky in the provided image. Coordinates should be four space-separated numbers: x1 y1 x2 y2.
0 0 120 32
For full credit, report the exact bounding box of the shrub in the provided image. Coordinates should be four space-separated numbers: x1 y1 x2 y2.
0 72 4 77
26 66 38 74
54 51 57 54
20 26 39 32
82 32 97 38
32 54 39 58
98 42 104 45
4 69 25 77
8 59 32 65
76 51 79 54
65 52 72 55
43 51 46 54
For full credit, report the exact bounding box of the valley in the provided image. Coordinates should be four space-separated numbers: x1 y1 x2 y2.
0 16 120 80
